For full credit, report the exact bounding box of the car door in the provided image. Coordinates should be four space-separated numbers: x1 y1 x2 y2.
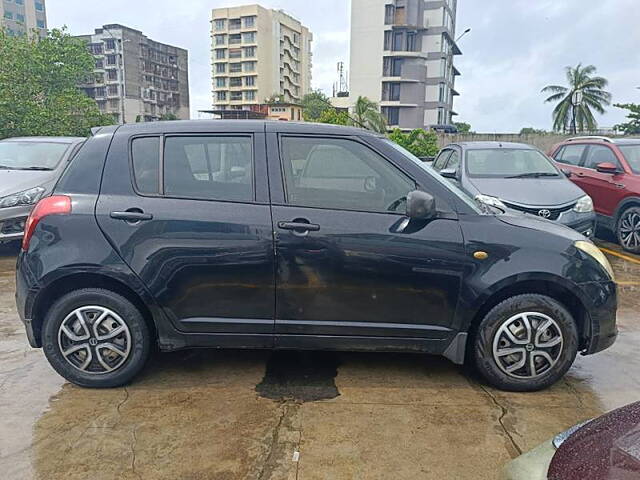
267 132 467 345
577 144 627 216
95 127 275 343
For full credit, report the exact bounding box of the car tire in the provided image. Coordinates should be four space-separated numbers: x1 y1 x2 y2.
473 294 578 392
42 288 151 388
616 206 640 254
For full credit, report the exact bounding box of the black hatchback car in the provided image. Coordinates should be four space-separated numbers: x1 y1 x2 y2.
16 121 617 391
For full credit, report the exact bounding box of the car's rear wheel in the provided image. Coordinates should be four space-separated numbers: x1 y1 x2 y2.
616 206 640 254
42 288 151 388
473 294 578 392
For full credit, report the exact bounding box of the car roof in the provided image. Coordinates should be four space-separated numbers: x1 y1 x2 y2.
114 120 381 137
613 138 640 145
559 137 640 146
449 141 536 150
1 136 85 143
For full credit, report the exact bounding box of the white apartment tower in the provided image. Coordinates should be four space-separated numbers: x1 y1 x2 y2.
211 5 313 110
350 0 462 130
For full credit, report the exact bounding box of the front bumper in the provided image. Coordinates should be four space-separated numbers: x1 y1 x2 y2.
557 210 597 238
0 204 32 242
578 280 618 355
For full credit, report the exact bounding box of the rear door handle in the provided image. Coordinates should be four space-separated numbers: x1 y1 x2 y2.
278 221 320 232
110 211 153 222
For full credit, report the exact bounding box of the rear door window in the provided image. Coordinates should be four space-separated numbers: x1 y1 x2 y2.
555 144 586 165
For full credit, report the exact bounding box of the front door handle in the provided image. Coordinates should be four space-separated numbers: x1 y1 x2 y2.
278 221 320 232
110 210 153 222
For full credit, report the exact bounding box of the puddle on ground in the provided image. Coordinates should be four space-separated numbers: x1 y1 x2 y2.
256 350 341 402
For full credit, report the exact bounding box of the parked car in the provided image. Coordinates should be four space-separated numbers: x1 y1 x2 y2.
0 137 85 243
549 136 640 253
503 401 640 479
429 124 459 134
16 122 617 390
432 142 596 237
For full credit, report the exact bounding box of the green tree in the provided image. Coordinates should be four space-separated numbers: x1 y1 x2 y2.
541 63 611 133
388 128 439 158
351 96 387 133
316 108 349 126
614 103 640 135
159 113 179 121
519 127 549 135
454 122 472 133
301 90 331 121
0 27 114 139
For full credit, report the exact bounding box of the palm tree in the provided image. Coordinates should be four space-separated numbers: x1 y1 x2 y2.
351 96 387 133
542 64 612 133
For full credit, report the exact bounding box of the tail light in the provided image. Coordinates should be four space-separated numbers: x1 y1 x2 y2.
22 196 72 251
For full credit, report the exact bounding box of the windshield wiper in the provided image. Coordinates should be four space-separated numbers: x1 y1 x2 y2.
506 172 559 179
14 166 52 171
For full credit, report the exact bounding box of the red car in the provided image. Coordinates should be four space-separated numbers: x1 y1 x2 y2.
549 137 640 253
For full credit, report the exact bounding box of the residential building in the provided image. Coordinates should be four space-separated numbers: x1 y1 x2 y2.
211 5 312 111
0 0 47 37
350 0 461 130
75 24 190 123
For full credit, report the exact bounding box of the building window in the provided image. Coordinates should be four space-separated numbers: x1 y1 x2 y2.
216 91 227 101
3 12 13 20
95 59 104 69
383 57 403 77
383 107 400 125
383 31 392 51
393 31 403 51
229 33 241 45
16 14 25 23
216 77 227 87
383 82 401 101
243 16 256 28
90 44 103 55
106 55 117 66
245 76 256 87
215 49 226 60
406 32 416 51
107 69 118 80
229 48 242 59
244 46 256 58
95 87 106 98
16 0 25 5
215 63 226 73
242 32 256 43
214 19 226 31
35 2 44 11
245 91 255 101
36 19 45 29
229 77 242 87
214 34 226 46
229 63 242 73
243 62 256 72
437 107 446 124
230 91 243 101
109 99 119 109
229 18 241 30
107 85 119 96
384 5 395 25
105 39 116 50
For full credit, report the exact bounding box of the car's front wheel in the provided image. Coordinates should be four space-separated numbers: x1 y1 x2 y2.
42 288 151 388
617 206 640 254
473 294 578 392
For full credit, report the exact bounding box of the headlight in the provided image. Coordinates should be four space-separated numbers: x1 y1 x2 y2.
0 187 46 209
552 419 592 448
475 194 507 210
575 240 615 280
573 195 594 213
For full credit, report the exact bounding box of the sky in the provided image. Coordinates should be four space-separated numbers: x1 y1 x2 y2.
48 0 640 132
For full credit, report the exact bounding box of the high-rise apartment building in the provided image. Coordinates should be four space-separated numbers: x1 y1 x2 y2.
0 0 47 37
75 24 190 123
211 5 312 110
350 0 461 130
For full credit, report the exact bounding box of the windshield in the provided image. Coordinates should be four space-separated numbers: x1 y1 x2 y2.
381 139 484 214
466 148 560 178
0 142 72 171
619 145 640 174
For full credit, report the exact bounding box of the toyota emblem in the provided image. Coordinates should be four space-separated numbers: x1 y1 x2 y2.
538 209 552 219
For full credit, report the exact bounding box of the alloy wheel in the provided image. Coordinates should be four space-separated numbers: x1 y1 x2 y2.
619 210 640 250
492 312 563 379
57 306 132 374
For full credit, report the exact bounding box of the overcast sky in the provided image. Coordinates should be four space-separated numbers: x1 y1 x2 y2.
48 0 640 132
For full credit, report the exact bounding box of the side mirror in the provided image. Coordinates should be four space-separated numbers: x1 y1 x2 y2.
440 168 458 180
406 190 436 220
561 169 572 178
596 162 619 174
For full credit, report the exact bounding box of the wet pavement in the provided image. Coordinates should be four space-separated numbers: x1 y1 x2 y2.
0 240 639 479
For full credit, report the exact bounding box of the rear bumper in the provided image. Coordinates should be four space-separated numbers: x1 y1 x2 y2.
15 251 41 348
578 280 618 355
